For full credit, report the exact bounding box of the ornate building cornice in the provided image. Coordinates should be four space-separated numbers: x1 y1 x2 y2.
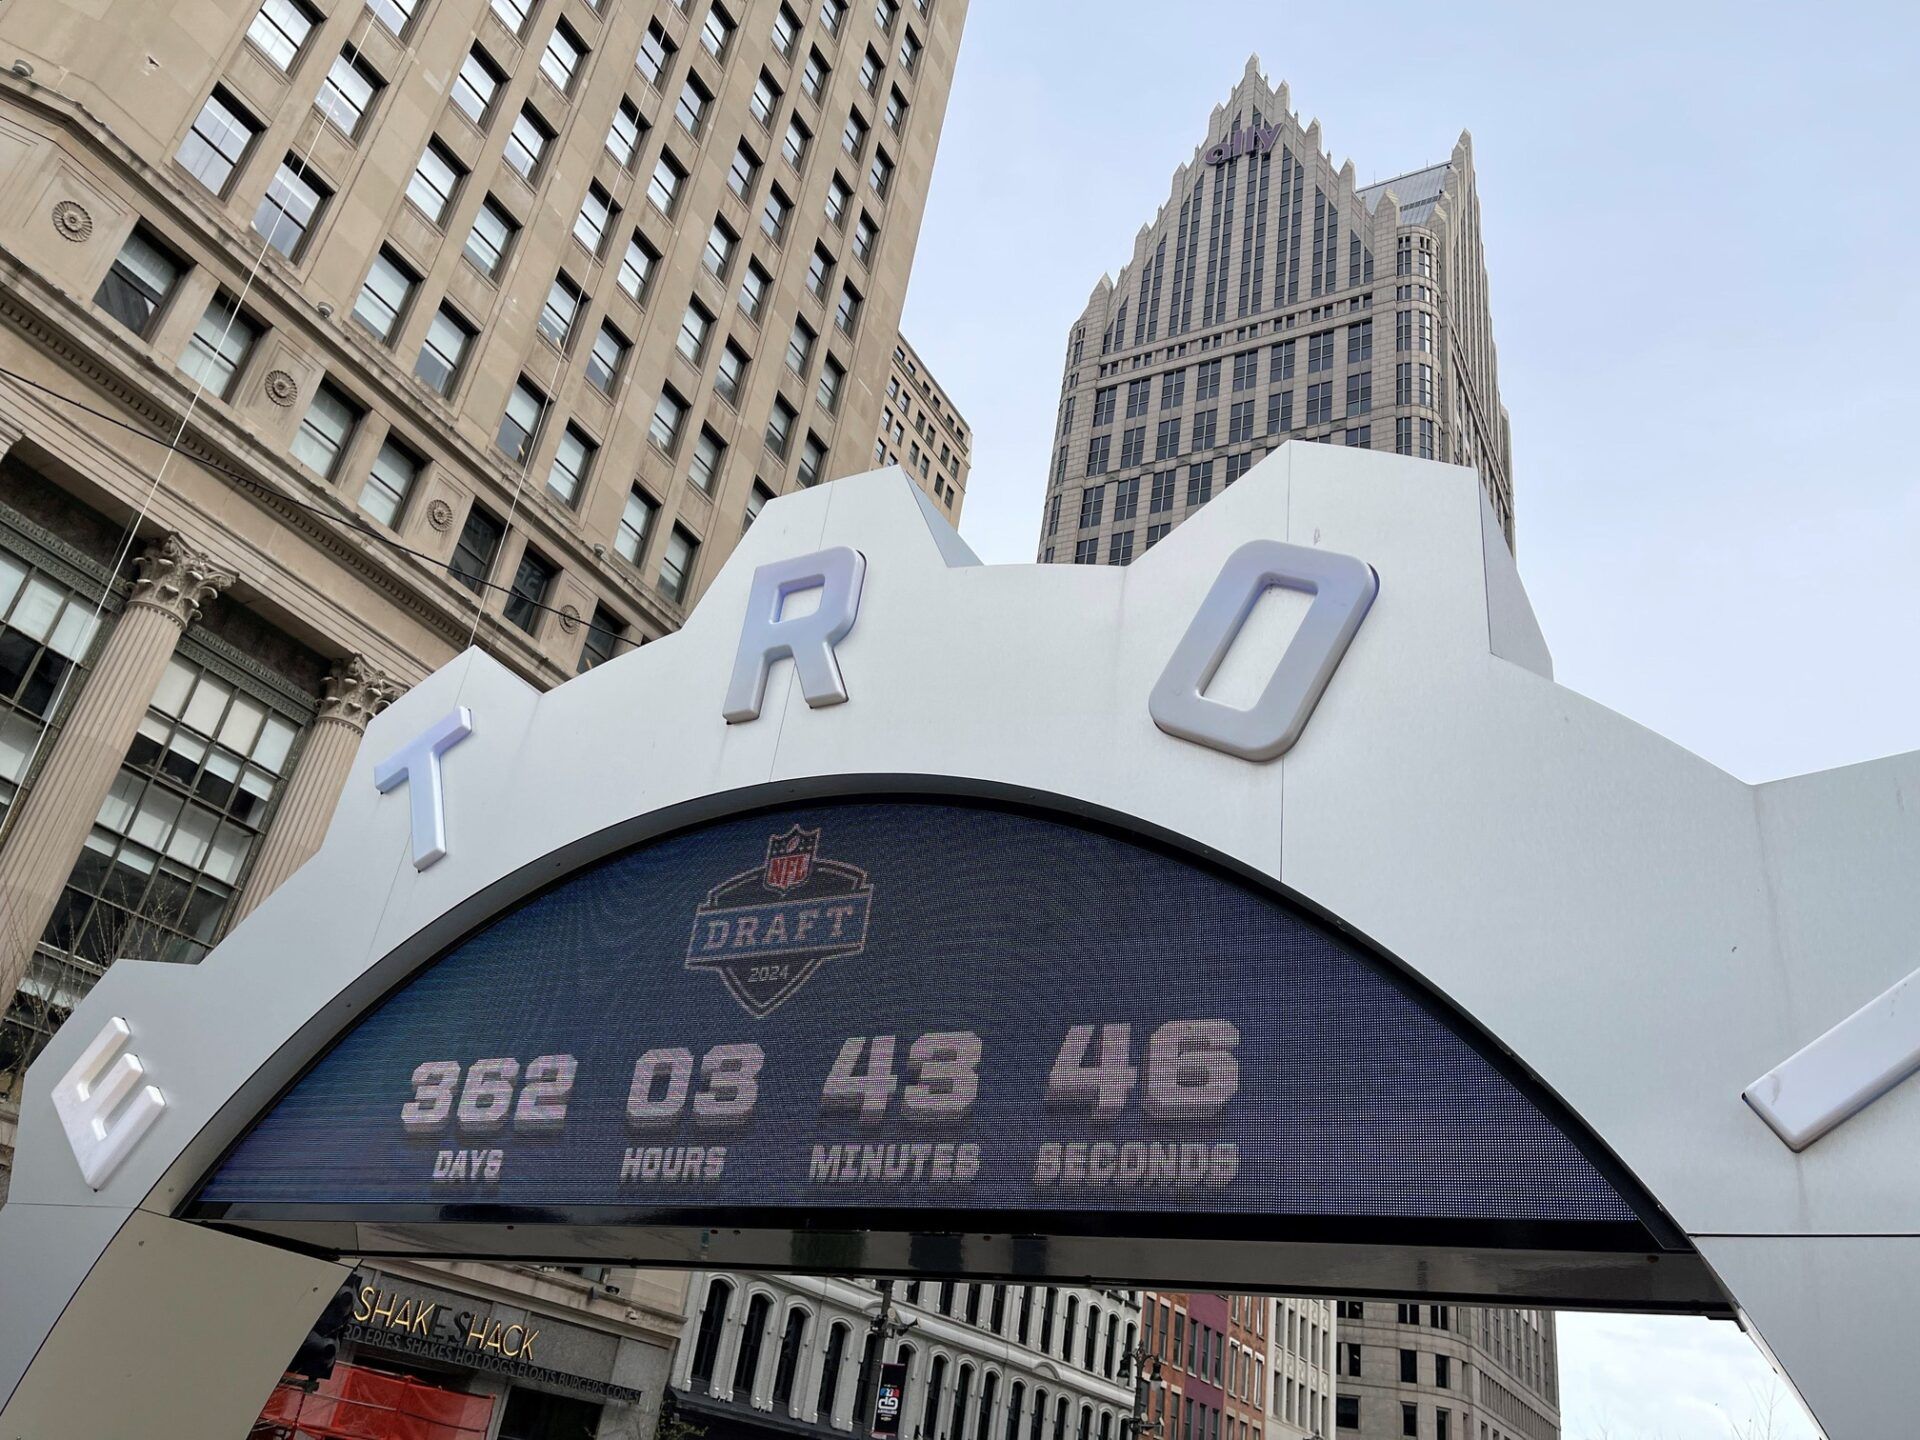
127 532 235 628
317 654 403 732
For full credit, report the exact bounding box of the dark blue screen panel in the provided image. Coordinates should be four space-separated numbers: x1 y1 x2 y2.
197 800 1640 1229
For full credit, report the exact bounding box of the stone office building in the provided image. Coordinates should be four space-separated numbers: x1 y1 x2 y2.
0 0 967 1189
872 333 968 515
1135 1293 1335 1440
1331 1302 1559 1440
674 1275 1137 1440
1036 57 1512 567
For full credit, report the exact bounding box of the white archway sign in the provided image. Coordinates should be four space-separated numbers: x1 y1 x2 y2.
0 452 1913 1439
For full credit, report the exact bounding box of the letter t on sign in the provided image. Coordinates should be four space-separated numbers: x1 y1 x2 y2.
374 706 474 870
724 547 866 722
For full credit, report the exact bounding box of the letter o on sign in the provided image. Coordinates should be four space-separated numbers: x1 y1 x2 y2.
1149 540 1377 762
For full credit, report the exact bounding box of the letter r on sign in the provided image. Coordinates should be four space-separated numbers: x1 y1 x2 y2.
723 548 866 722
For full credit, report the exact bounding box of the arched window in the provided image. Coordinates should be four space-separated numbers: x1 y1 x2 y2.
733 1293 773 1394
772 1307 809 1408
1018 1288 1034 1347
1008 1380 1026 1440
1041 1289 1057 1352
1077 1403 1092 1440
990 1286 1006 1334
953 1364 974 1440
1104 1315 1118 1377
1030 1388 1047 1440
1099 1412 1113 1440
940 1281 955 1316
1063 1297 1079 1360
923 1355 948 1438
1054 1395 1069 1440
690 1279 733 1387
965 1284 982 1326
1084 1305 1100 1369
818 1321 851 1421
979 1372 1000 1440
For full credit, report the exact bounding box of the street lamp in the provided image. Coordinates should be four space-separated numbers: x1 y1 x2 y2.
1117 1341 1163 1440
853 1279 920 1440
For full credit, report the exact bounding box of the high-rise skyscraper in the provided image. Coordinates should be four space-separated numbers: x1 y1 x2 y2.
0 0 968 1420
1032 59 1547 1440
1035 57 1512 569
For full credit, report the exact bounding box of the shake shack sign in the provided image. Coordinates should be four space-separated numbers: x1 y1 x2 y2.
346 1274 644 1403
1205 123 1280 165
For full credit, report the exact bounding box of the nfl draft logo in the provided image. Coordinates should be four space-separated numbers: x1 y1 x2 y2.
686 825 874 1017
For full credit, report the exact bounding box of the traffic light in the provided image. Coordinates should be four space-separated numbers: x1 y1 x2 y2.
287 1273 361 1383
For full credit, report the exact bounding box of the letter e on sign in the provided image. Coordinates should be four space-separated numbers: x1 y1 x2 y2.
52 1016 165 1189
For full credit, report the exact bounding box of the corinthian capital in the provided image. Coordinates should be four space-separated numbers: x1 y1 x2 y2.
127 533 236 629
318 654 403 732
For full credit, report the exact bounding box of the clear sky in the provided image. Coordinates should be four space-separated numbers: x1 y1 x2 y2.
896 0 1920 1433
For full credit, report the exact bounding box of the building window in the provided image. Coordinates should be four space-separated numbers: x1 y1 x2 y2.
1186 460 1212 505
824 173 854 229
1077 483 1104 529
868 149 894 197
1306 382 1332 426
676 74 713 136
1145 520 1171 549
659 525 698 602
650 387 689 453
539 272 584 347
1435 1355 1450 1389
649 151 687 214
1402 1405 1417 1439
689 426 727 494
586 322 629 396
797 434 827 487
1106 529 1134 567
620 231 661 304
1419 417 1435 459
750 70 782 127
359 437 419 526
575 182 616 255
898 28 920 70
496 377 547 465
545 424 595 506
94 228 182 338
0 549 101 830
805 245 835 302
504 548 555 633
771 4 801 59
1346 371 1372 415
464 196 518 278
715 341 750 407
1119 426 1144 468
504 107 553 181
616 487 659 564
316 47 381 136
762 185 794 242
1268 390 1292 434
577 605 625 673
1309 330 1336 373
178 89 258 195
728 141 761 200
1228 400 1253 444
817 356 845 414
448 504 505 592
292 381 360 476
1399 1350 1418 1383
1348 318 1373 362
404 139 464 224
1195 358 1221 400
1148 470 1175 514
454 47 505 124
821 0 847 34
181 293 260 399
246 0 316 70
488 0 532 33
738 259 772 320
842 110 869 159
1073 538 1097 565
606 97 645 167
636 19 676 86
1112 475 1139 521
885 86 908 132
859 45 883 94
1085 434 1110 476
351 248 416 342
853 212 879 264
802 47 831 102
835 284 862 336
765 396 798 458
678 302 714 364
253 155 329 257
703 218 739 278
43 653 303 970
782 114 812 169
1231 349 1258 392
1191 408 1216 450
536 19 586 92
366 0 417 36
1336 1399 1359 1432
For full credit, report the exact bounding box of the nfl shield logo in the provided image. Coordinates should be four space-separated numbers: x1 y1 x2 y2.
763 826 818 892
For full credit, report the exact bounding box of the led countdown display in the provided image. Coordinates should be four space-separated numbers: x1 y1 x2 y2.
194 800 1649 1241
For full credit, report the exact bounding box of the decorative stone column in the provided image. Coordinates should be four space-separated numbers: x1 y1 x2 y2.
227 654 401 924
0 533 234 1002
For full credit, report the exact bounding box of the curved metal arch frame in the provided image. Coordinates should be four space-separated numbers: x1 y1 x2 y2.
1 455 1916 1440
